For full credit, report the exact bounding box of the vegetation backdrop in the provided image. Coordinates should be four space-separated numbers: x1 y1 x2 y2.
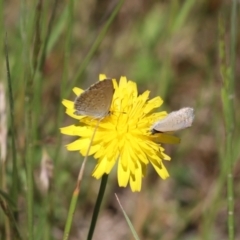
0 0 239 240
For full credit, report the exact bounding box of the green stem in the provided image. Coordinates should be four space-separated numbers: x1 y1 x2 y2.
87 174 109 240
227 1 237 239
63 187 80 240
55 4 74 234
31 0 44 146
226 133 234 240
39 0 59 71
25 71 34 240
0 197 22 240
25 77 34 240
230 0 237 94
4 34 18 217
63 120 100 240
54 0 74 161
32 0 43 76
218 14 235 240
68 0 125 97
20 1 36 238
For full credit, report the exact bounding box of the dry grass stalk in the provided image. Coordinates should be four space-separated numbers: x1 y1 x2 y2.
37 148 54 195
0 83 7 163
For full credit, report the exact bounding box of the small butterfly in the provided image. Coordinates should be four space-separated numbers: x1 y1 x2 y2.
74 79 114 119
151 107 194 134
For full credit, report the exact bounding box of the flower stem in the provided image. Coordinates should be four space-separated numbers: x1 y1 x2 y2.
218 14 235 240
62 187 79 240
87 174 109 240
62 120 100 240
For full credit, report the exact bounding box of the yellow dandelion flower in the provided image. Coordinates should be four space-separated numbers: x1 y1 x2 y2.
61 75 180 192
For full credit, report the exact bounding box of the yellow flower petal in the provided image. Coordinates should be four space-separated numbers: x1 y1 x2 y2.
151 134 180 144
130 164 142 192
62 99 74 109
150 159 169 179
92 156 116 178
65 109 85 120
60 125 85 136
118 159 130 187
61 75 182 192
73 87 83 96
99 74 107 80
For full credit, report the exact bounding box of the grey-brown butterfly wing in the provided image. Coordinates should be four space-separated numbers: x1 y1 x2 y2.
74 79 114 118
151 107 194 133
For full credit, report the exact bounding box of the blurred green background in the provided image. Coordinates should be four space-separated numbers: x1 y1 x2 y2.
0 0 240 239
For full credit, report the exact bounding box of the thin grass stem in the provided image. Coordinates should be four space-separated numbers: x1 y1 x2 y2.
25 65 34 240
20 1 37 238
63 120 101 240
0 83 11 240
218 14 235 240
54 0 74 161
69 0 125 96
54 5 74 233
39 0 59 71
32 0 43 76
230 0 237 94
4 34 18 213
227 1 237 238
115 194 140 240
0 197 22 240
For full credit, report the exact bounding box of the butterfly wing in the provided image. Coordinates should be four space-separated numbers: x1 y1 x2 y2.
74 79 114 118
152 108 194 133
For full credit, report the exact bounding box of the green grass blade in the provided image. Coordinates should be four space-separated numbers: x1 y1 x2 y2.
115 194 140 240
218 14 235 240
4 33 18 211
69 0 125 96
